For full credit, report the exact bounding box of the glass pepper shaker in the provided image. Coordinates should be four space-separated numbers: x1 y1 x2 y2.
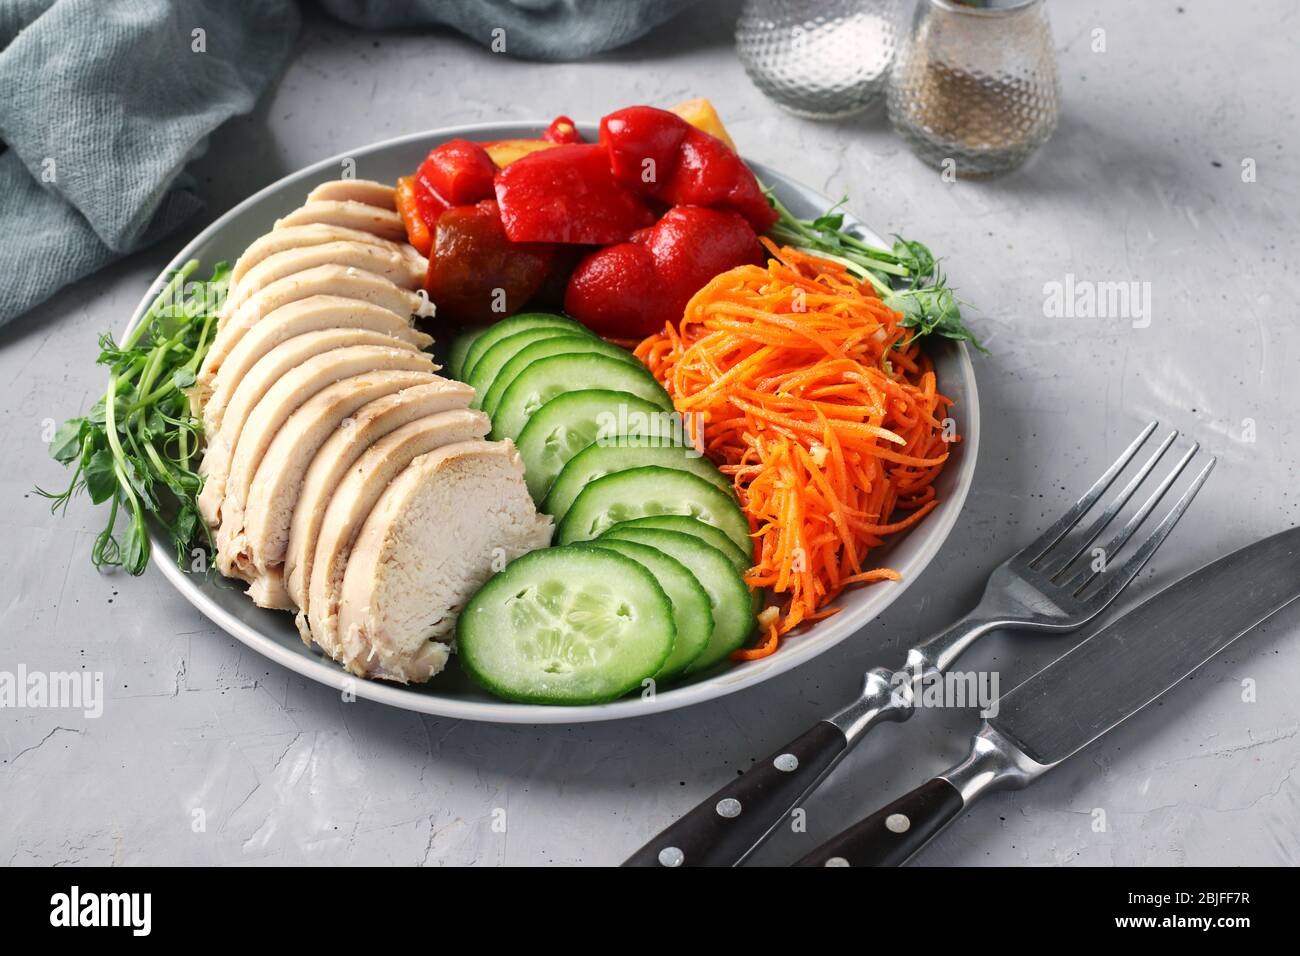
887 0 1061 176
736 0 900 119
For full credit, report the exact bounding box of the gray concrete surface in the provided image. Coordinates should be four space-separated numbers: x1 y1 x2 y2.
2 1 1297 866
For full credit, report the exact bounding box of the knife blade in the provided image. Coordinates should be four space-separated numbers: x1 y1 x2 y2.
795 526 1300 867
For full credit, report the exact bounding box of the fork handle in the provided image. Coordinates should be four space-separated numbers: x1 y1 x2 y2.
623 667 914 867
621 618 999 868
622 720 848 867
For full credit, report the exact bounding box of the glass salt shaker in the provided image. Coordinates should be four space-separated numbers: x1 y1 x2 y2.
887 0 1061 176
736 0 899 119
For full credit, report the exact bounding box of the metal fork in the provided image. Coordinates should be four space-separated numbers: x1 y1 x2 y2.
623 421 1215 867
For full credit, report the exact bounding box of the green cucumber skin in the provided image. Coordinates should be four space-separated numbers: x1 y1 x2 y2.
543 439 733 525
491 354 672 443
481 335 639 418
447 326 488 381
601 515 752 571
457 545 674 706
516 390 668 504
587 537 713 680
600 527 755 673
460 312 588 382
600 514 763 616
555 466 751 554
467 328 586 407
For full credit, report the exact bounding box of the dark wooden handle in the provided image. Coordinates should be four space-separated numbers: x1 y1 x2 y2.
793 777 964 867
623 721 848 867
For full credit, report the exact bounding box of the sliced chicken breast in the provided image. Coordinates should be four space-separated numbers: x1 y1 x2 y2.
197 336 434 526
281 379 475 612
336 440 554 683
229 222 411 291
274 200 406 243
201 264 433 393
209 343 442 547
301 409 493 659
224 240 426 318
200 295 433 432
306 179 396 209
214 369 440 607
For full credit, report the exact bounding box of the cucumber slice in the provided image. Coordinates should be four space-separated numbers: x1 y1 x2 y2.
555 466 751 554
516 390 669 502
467 328 590 408
587 538 712 680
602 514 761 616
491 353 672 443
481 335 639 417
602 515 752 572
447 326 488 381
600 528 753 673
460 312 590 382
457 545 674 705
544 439 733 525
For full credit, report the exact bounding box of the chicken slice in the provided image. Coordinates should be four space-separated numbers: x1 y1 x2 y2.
197 337 434 527
214 369 439 608
274 200 406 243
222 240 426 319
228 222 411 292
200 295 432 433
336 440 554 683
301 409 493 659
200 264 433 396
305 179 397 209
281 379 475 613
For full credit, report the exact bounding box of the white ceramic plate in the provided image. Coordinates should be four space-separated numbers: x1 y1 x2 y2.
131 121 980 723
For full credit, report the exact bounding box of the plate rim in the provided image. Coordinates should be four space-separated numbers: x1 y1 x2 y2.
131 121 981 724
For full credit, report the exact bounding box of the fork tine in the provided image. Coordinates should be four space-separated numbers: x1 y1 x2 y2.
1070 441 1200 591
1072 454 1216 602
1045 430 1178 580
1027 421 1158 566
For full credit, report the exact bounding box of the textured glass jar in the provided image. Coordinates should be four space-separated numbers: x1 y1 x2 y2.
887 0 1061 176
736 0 899 119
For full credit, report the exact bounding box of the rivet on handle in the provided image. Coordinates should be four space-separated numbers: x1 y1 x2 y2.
657 846 684 867
716 798 742 818
773 753 799 772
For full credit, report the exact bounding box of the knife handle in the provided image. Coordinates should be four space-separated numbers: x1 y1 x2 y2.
792 777 964 867
622 721 848 867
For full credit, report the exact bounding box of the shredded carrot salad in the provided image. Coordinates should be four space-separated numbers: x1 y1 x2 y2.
634 241 957 659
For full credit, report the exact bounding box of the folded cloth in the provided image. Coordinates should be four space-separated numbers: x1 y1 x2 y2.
0 0 301 325
0 0 698 326
319 0 698 61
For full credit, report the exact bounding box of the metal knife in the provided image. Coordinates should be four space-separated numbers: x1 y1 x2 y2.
794 526 1300 867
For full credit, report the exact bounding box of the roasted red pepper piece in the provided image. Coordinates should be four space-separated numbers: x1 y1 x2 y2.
425 199 554 322
599 105 688 185
409 175 449 241
662 127 777 232
395 176 433 255
564 243 658 337
599 105 778 233
564 206 762 338
416 139 498 207
494 143 656 245
543 115 583 144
